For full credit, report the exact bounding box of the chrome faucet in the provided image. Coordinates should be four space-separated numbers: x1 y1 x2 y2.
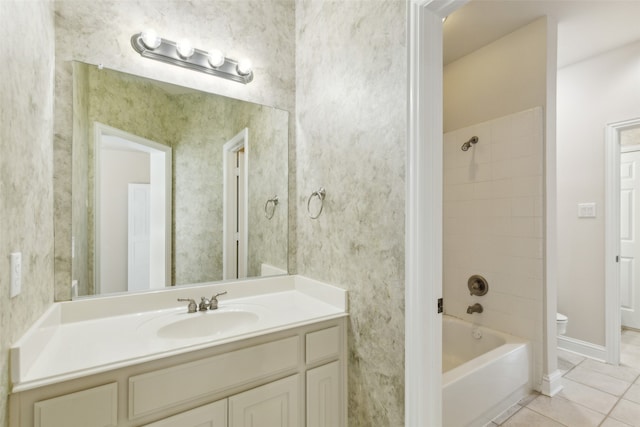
467 303 483 314
177 298 197 313
209 291 227 310
177 291 227 313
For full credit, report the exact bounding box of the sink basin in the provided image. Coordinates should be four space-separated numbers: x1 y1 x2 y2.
157 311 259 339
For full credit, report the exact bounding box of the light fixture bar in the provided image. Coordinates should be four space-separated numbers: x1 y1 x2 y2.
131 32 253 84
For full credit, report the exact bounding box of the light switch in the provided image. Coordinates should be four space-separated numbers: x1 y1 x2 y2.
10 252 21 298
578 202 597 218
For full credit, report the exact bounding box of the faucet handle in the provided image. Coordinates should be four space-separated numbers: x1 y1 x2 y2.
177 298 197 313
209 291 227 310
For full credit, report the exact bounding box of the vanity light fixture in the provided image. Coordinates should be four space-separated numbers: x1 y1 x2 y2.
131 30 254 84
175 38 195 59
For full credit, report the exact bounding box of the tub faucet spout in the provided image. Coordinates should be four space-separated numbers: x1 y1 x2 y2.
467 303 483 314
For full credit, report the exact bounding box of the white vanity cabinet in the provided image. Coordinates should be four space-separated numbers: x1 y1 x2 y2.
9 318 346 427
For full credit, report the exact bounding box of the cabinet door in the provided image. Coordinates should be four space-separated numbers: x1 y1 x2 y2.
307 361 342 427
142 399 227 427
228 375 300 427
34 383 117 427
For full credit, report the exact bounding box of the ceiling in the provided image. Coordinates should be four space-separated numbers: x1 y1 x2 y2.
443 0 640 68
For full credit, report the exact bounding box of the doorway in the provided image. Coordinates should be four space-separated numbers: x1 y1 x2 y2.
605 118 640 364
94 123 172 294
223 128 249 280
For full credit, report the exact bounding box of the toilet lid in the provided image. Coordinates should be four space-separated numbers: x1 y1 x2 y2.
557 313 568 322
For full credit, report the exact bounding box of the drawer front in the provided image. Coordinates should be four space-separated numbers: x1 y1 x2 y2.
142 399 227 427
129 336 299 419
34 383 117 427
306 326 340 365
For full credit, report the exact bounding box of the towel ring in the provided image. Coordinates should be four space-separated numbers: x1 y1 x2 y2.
264 195 278 220
307 187 326 219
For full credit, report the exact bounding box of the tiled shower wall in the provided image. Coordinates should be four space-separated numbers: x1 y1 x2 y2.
443 107 544 388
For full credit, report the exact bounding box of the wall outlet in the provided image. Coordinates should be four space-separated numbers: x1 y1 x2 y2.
10 252 21 298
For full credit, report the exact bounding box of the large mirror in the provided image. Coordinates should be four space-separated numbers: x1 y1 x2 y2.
71 62 288 297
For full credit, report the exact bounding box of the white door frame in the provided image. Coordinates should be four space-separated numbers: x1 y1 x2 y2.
94 122 172 293
406 1 466 425
605 117 640 364
222 128 249 280
407 1 560 423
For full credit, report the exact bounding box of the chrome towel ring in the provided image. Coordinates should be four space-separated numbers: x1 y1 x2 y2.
307 187 326 219
264 195 279 220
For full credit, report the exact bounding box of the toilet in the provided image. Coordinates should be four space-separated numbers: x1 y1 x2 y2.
557 313 568 335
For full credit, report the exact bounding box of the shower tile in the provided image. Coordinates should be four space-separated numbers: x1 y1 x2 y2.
492 179 512 199
526 395 605 426
534 197 544 217
559 378 618 414
444 183 474 201
510 217 537 238
511 175 543 197
473 181 494 200
511 197 535 217
609 399 640 426
500 407 564 426
565 366 632 396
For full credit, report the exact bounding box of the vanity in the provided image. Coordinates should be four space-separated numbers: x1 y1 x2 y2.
9 275 348 427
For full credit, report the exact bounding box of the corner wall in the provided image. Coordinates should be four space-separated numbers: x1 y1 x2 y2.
295 1 406 424
0 1 55 426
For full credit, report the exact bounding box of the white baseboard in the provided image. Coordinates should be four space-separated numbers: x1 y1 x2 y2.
558 335 607 362
540 369 563 397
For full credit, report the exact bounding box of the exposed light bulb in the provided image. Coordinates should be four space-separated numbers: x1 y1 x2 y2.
176 38 195 59
140 29 161 50
236 58 252 76
207 49 225 68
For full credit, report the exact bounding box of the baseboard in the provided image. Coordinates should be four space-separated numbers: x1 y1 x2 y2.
540 369 563 397
558 335 607 362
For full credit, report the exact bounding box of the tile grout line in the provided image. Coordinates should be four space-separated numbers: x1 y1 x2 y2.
596 371 640 426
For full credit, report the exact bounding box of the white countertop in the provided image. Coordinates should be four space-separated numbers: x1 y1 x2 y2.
11 275 348 392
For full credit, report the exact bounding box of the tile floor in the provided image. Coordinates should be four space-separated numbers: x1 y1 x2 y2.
488 330 640 426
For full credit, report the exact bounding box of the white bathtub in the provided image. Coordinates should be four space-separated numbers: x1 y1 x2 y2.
443 316 532 427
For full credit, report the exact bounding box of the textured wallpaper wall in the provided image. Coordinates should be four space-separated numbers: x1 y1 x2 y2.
0 2 55 426
54 0 295 300
295 1 407 424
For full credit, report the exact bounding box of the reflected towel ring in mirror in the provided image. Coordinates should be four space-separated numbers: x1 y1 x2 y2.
307 188 326 219
264 195 279 220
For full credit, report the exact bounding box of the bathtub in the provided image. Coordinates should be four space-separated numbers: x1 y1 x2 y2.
443 316 532 427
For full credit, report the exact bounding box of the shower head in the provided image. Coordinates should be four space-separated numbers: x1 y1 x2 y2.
461 136 479 151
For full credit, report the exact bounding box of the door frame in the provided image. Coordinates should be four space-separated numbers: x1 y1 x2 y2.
618 144 640 330
406 1 466 425
605 117 640 364
94 122 172 293
407 1 560 423
222 128 249 280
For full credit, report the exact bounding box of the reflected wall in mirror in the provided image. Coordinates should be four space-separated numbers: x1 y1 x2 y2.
72 62 288 297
